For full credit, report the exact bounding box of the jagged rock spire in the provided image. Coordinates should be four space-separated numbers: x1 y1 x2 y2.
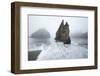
58 20 64 32
55 20 71 44
65 21 69 26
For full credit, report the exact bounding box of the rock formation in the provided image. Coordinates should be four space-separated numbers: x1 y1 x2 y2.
30 28 50 39
55 20 71 44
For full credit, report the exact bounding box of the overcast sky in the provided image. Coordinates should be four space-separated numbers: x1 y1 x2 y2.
28 15 88 38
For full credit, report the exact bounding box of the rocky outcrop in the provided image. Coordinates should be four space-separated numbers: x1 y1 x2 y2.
30 28 50 39
55 20 71 44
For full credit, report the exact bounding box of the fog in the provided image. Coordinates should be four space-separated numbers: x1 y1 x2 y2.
28 15 88 38
28 15 88 60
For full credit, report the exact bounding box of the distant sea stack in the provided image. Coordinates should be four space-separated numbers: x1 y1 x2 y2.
30 28 50 39
55 20 71 44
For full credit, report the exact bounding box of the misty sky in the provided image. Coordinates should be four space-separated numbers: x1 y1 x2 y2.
28 15 88 38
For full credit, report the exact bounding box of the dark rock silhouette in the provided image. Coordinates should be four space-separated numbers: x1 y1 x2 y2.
55 20 71 44
30 28 50 39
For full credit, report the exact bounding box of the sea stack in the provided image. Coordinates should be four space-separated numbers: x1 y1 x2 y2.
55 20 71 44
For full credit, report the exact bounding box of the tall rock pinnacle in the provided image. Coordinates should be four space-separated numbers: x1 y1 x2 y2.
55 20 71 44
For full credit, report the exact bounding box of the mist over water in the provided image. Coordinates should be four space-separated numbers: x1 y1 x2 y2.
28 15 88 60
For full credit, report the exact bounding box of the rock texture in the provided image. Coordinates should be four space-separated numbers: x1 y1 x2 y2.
55 20 71 44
